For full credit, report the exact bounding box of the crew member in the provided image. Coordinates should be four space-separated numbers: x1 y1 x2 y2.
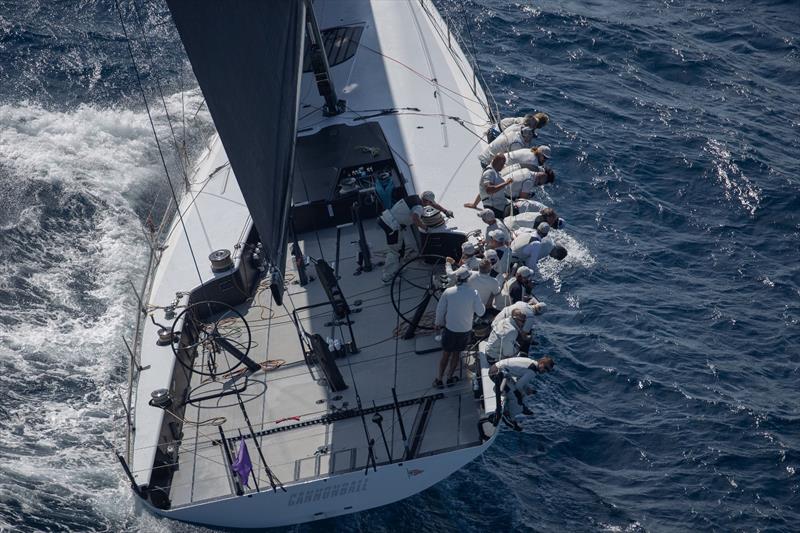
478 125 537 168
493 300 546 330
487 112 549 142
498 265 536 308
434 267 485 388
445 241 480 279
483 308 530 363
378 191 439 282
488 356 555 429
474 154 512 218
467 259 502 312
510 223 551 267
485 229 512 280
477 209 512 243
505 145 551 171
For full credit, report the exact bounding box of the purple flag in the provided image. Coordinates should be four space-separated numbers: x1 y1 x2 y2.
231 438 253 487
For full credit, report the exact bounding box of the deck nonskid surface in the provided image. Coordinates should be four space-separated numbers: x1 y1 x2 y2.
170 223 483 507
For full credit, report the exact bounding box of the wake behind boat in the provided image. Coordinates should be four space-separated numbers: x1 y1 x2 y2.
117 0 518 528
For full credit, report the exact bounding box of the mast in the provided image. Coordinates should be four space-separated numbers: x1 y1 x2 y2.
304 0 345 116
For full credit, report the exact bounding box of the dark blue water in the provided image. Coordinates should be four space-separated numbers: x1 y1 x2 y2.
1 0 798 531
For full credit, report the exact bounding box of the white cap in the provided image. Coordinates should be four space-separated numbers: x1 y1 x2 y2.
478 208 496 222
455 266 471 281
516 266 534 279
484 249 498 263
538 145 551 159
421 190 435 202
537 222 551 236
488 229 508 243
461 241 476 255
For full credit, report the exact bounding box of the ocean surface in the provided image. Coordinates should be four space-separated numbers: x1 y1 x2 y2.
1 0 798 531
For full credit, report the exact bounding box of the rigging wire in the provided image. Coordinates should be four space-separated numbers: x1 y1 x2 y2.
130 0 189 185
114 0 210 300
459 7 501 123
358 42 485 108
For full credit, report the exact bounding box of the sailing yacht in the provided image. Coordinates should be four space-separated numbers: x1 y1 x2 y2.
120 0 504 527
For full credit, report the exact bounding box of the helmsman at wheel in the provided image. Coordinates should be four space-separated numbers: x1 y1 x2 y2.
378 190 452 282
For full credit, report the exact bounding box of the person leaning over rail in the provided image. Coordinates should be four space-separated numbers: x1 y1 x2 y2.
486 112 549 143
505 144 551 171
466 164 554 216
488 356 555 430
483 308 531 364
510 222 553 267
433 267 485 389
498 265 536 308
478 125 537 168
493 300 545 332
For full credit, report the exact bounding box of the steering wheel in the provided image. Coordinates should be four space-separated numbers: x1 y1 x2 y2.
389 254 449 329
171 301 252 379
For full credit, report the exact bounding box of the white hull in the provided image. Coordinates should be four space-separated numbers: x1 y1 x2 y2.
144 436 494 529
126 0 500 528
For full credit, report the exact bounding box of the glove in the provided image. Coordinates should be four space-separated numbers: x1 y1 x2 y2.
445 210 454 218
522 405 533 416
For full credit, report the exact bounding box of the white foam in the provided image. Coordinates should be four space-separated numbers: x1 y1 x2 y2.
0 92 213 530
538 229 596 291
704 138 761 216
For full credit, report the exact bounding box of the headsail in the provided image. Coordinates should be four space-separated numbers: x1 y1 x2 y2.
166 0 306 279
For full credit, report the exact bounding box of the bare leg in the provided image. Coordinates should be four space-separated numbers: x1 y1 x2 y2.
437 351 451 381
446 351 461 379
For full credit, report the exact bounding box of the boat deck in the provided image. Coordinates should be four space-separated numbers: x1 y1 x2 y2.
166 223 486 507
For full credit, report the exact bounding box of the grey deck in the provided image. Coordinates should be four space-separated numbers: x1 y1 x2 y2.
167 223 485 507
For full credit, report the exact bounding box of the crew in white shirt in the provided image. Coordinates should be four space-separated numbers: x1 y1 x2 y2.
488 356 555 428
445 241 480 282
492 300 545 332
478 124 537 167
434 267 485 388
483 309 531 363
505 144 551 170
378 191 453 282
477 209 512 243
467 259 501 311
477 155 513 218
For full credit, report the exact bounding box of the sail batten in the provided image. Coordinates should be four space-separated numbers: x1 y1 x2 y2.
166 0 306 273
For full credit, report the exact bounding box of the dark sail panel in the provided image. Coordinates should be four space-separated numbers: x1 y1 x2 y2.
166 0 306 276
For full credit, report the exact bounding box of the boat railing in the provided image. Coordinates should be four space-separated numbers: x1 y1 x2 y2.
119 188 181 464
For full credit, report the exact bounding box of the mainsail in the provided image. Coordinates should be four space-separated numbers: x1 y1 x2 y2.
166 0 306 277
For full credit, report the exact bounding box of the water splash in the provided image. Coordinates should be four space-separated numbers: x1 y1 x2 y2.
703 138 761 216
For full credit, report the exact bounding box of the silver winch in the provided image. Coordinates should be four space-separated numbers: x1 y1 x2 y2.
208 249 233 273
149 388 173 409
